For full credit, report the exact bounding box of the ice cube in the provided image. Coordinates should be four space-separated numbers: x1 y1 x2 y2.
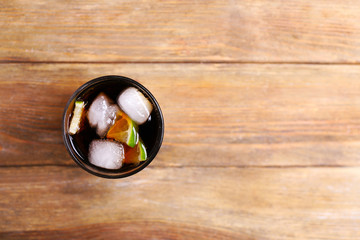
117 87 153 125
87 93 119 137
88 139 124 169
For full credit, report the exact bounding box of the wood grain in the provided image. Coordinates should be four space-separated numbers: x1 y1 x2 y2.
2 0 360 239
1 0 360 63
1 63 360 167
1 221 252 240
1 166 360 239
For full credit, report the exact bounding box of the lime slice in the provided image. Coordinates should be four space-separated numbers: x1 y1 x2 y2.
69 101 85 135
138 140 147 161
106 111 138 147
124 140 147 165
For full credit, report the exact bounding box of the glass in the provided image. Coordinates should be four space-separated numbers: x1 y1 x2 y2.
62 75 164 178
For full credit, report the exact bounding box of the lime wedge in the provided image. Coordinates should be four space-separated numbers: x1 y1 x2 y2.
124 139 147 165
106 111 138 147
69 101 85 135
138 140 147 161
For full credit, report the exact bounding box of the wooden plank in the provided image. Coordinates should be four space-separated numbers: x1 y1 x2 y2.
1 0 360 63
1 166 360 239
1 222 250 240
1 64 360 167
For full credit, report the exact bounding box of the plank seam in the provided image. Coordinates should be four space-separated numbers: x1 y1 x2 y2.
2 61 360 65
0 164 357 169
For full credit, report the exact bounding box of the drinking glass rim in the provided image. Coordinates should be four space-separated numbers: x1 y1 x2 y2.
62 75 164 178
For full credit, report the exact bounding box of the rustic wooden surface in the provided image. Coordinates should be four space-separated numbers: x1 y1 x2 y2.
2 0 360 63
1 1 360 239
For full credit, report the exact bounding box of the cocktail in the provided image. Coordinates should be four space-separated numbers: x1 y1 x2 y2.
62 75 164 178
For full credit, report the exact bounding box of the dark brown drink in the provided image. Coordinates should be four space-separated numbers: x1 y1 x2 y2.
62 76 164 178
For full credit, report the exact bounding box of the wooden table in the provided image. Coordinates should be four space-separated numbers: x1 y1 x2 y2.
1 1 360 239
